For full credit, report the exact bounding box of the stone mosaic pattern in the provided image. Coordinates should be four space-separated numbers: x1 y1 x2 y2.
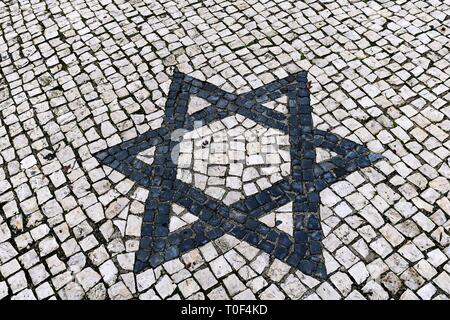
0 0 449 300
95 70 381 279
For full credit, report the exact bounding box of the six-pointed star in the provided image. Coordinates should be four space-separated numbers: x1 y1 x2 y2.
95 70 382 279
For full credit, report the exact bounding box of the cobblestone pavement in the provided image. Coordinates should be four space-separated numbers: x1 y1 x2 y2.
0 0 449 300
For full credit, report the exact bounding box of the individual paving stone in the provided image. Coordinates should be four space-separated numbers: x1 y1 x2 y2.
35 282 55 300
380 272 403 295
414 260 438 281
58 282 85 300
182 249 205 272
266 260 291 282
187 292 205 300
247 276 268 294
348 262 370 285
379 224 405 247
369 237 393 258
0 259 21 278
316 282 341 300
400 290 420 300
396 220 421 238
86 283 106 300
224 250 246 271
345 290 366 300
250 253 270 274
238 265 257 281
171 269 191 284
361 281 389 300
223 274 246 297
117 253 135 271
334 247 359 269
198 243 219 262
416 283 437 300
75 268 102 292
0 223 11 243
7 271 27 294
233 289 256 300
400 268 426 291
259 284 286 300
155 275 176 299
136 269 156 292
108 282 133 300
433 272 450 295
163 259 185 275
29 264 50 286
280 274 307 299
398 242 425 263
427 249 448 268
12 289 37 300
194 268 218 291
207 286 230 300
0 282 9 300
385 253 410 276
209 256 233 279
99 260 119 286
359 205 385 229
121 273 137 295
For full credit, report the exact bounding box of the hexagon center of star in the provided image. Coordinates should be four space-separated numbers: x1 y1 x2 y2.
176 114 291 206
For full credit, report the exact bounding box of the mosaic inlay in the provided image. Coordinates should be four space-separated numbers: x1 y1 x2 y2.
94 70 383 279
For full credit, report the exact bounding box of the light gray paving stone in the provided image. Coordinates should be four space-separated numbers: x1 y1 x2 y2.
178 278 201 298
223 274 246 297
348 262 370 285
417 283 437 300
433 272 450 295
155 275 176 299
75 268 101 292
108 282 133 300
7 271 27 294
380 272 402 295
280 274 307 299
193 268 218 291
136 269 156 292
233 289 256 300
58 282 85 300
400 289 420 300
29 264 50 286
12 289 37 300
345 290 366 300
266 259 291 282
210 256 233 279
0 281 9 299
99 260 119 286
36 282 55 300
87 283 107 300
207 285 230 300
362 281 389 300
259 284 286 300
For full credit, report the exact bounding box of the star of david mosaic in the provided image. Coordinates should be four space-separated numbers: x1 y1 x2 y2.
94 70 383 279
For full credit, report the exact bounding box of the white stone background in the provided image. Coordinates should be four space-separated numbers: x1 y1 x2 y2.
0 0 449 299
